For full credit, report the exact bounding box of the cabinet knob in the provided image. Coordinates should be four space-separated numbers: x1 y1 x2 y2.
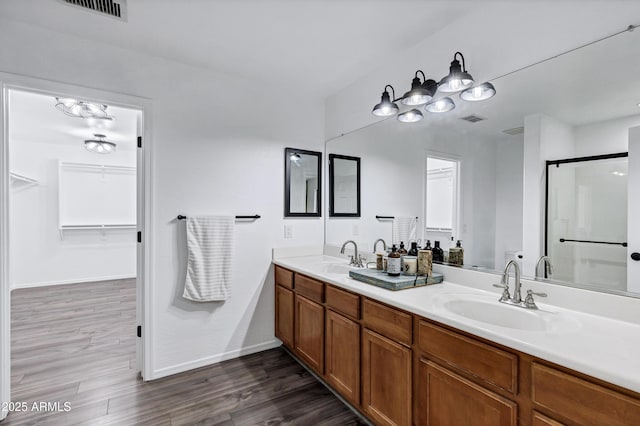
631 252 640 261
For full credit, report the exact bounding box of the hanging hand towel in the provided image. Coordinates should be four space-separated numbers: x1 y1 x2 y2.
392 216 417 245
183 215 235 302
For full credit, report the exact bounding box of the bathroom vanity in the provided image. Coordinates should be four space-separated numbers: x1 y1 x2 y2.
272 250 640 426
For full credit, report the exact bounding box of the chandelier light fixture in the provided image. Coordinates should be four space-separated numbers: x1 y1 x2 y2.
371 51 496 123
55 97 113 120
84 134 116 154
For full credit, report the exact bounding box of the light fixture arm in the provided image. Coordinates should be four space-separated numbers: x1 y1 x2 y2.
415 70 426 83
384 84 396 100
454 51 467 72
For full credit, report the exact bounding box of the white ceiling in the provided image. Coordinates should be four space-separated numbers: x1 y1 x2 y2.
1 0 639 104
9 89 139 149
0 0 470 98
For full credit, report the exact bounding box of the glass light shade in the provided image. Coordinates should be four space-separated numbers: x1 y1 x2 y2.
372 91 399 117
438 71 474 93
460 82 496 101
397 109 423 123
55 97 113 120
425 97 455 113
401 76 433 106
84 134 116 154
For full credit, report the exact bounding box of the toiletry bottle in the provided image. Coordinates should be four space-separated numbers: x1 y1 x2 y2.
432 241 444 262
398 242 408 255
387 245 401 276
408 241 419 256
449 240 464 266
418 249 433 276
423 240 432 251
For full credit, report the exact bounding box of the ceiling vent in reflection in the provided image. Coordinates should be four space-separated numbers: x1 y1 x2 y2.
502 126 525 136
61 0 127 21
460 114 486 123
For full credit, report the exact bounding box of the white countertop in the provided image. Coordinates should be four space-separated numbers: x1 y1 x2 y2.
273 252 640 394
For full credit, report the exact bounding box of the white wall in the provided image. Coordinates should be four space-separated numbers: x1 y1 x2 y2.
494 138 524 270
574 115 640 156
0 18 325 378
9 139 137 288
522 114 575 276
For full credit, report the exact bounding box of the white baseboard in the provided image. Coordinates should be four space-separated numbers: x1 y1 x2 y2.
11 274 136 290
150 339 282 380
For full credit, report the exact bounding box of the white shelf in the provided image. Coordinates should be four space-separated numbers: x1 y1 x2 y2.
58 224 136 239
10 172 40 191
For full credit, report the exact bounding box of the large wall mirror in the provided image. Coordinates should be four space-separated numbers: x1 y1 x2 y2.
285 147 322 217
324 27 640 297
329 154 361 217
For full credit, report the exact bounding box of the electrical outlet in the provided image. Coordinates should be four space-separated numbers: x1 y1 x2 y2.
352 224 359 236
284 224 293 239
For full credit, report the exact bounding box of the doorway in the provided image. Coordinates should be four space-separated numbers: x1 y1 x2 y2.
424 155 461 257
0 77 150 422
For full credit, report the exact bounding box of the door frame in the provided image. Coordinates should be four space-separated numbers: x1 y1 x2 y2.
0 72 154 420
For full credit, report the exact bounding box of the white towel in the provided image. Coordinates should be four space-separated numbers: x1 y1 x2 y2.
183 215 235 302
392 217 417 246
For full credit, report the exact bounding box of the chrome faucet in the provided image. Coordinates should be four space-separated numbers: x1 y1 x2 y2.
493 259 547 309
341 240 364 268
535 255 553 279
373 238 387 253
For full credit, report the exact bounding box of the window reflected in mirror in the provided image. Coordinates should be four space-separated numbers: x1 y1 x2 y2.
425 156 459 248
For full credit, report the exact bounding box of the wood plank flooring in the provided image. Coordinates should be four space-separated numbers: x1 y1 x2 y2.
5 279 365 425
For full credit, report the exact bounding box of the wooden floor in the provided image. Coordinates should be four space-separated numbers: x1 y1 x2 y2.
6 279 365 425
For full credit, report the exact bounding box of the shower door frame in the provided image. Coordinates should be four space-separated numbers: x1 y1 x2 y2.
543 151 629 270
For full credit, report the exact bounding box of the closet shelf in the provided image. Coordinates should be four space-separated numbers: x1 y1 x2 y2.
58 224 136 239
10 172 40 190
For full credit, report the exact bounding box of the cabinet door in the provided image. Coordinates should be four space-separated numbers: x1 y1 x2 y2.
294 294 324 373
362 328 411 426
326 309 360 405
275 285 294 348
417 358 517 426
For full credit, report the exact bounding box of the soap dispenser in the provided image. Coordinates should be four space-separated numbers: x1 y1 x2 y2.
449 240 464 266
398 242 408 255
387 245 401 276
432 241 444 262
408 241 419 256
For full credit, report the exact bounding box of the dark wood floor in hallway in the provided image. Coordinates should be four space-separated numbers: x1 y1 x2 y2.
6 279 365 425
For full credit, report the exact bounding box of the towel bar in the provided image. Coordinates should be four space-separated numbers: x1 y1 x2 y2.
177 215 260 220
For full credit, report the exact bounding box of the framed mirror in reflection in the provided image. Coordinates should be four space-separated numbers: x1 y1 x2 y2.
284 148 322 217
324 27 640 297
329 154 361 217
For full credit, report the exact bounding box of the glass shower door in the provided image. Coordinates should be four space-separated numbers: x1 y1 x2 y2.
546 155 628 291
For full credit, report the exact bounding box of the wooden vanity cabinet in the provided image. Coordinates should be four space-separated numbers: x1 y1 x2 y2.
361 298 412 426
294 294 325 374
274 265 640 426
274 266 294 349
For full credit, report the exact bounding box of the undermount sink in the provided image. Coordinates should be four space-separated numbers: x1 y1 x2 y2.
443 298 549 331
317 263 354 275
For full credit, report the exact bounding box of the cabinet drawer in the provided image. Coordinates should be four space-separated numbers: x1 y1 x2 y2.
362 298 412 346
326 285 360 319
532 363 640 426
417 320 517 394
275 265 294 289
295 274 324 303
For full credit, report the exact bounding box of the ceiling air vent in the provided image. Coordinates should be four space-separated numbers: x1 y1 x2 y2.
502 126 525 136
460 114 486 123
61 0 127 21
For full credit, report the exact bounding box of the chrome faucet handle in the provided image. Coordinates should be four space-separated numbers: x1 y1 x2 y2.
493 283 511 301
348 255 356 266
356 255 366 268
524 289 547 309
